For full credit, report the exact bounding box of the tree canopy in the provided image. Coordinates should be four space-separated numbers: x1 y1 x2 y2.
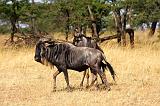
0 0 159 43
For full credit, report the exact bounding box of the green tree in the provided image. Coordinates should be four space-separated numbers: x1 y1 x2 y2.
0 0 30 42
130 0 160 36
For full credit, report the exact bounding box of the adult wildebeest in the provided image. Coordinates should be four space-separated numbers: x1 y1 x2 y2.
73 32 116 87
34 38 115 91
73 33 103 52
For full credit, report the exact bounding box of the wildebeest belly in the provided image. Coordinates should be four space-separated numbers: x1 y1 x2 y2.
66 57 89 72
68 64 89 72
65 46 100 72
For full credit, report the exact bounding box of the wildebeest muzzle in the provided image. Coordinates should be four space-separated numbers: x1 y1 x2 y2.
34 56 42 63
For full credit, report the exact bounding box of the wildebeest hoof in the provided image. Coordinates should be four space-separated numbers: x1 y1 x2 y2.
86 85 89 88
66 86 72 92
52 89 57 92
86 85 89 89
107 87 111 91
80 83 83 87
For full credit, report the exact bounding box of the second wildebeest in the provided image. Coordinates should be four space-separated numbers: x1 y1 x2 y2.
73 32 116 87
34 38 115 91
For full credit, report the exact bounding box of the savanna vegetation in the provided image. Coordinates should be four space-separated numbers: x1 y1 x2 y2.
0 0 160 106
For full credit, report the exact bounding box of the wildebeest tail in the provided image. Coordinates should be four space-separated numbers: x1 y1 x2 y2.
101 54 116 81
101 62 116 81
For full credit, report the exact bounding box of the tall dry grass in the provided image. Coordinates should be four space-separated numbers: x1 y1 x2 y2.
0 30 160 106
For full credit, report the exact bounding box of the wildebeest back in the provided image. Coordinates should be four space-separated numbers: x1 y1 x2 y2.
44 43 102 72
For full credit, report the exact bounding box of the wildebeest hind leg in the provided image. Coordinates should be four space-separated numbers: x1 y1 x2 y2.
97 69 111 91
53 70 61 91
86 70 89 88
87 70 97 89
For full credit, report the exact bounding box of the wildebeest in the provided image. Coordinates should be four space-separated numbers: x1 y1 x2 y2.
73 33 103 52
73 32 116 87
34 38 115 91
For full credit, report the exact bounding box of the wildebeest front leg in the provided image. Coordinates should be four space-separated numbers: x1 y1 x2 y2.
63 70 71 91
53 70 61 91
80 70 86 87
86 70 89 88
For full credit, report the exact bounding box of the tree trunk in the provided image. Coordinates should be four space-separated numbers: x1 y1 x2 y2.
31 0 35 4
148 21 157 37
81 25 86 35
126 28 134 48
65 25 69 41
10 17 17 42
88 5 99 39
100 35 118 43
31 16 37 36
121 7 128 46
65 9 70 41
10 0 18 42
113 10 123 45
31 0 37 36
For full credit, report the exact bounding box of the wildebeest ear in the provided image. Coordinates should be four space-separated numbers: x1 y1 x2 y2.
44 43 51 47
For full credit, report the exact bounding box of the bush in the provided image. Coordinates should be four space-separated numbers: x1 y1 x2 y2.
0 25 10 34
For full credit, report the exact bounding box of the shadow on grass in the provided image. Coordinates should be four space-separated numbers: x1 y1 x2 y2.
52 82 117 92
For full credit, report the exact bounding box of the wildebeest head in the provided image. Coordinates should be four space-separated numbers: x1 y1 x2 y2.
34 38 53 64
73 33 85 46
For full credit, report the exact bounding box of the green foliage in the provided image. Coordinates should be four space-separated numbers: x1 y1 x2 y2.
0 25 10 34
0 0 159 35
131 0 160 26
104 15 116 31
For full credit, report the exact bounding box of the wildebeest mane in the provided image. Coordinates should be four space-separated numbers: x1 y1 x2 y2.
43 42 74 66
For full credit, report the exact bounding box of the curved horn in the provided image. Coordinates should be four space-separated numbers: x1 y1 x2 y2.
39 38 52 42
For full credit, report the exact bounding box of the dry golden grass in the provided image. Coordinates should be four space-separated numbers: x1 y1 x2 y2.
0 30 160 106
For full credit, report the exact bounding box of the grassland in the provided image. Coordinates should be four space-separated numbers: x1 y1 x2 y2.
0 31 160 106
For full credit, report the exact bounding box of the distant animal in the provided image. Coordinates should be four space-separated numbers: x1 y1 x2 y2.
73 32 116 87
73 33 103 52
34 38 115 91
